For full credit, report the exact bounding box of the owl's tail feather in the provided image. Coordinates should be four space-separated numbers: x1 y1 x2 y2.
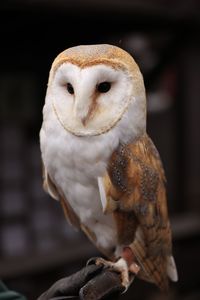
166 255 178 282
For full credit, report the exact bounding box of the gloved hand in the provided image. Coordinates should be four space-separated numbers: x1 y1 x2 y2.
37 259 125 300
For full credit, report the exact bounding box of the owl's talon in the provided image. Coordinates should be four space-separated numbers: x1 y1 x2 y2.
94 257 131 291
86 257 102 266
113 258 130 290
129 262 140 274
95 257 113 269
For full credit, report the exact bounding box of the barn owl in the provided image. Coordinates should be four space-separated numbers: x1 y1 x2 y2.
40 44 178 291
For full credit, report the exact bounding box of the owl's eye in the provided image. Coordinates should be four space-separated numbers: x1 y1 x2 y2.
97 82 111 93
66 83 74 95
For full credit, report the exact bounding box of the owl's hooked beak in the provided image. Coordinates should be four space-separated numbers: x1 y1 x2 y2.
74 95 94 127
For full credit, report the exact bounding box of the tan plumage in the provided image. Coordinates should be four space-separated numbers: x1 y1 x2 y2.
106 134 172 290
40 44 177 292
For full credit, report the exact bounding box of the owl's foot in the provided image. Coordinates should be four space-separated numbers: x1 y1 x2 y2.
95 257 132 290
121 246 140 275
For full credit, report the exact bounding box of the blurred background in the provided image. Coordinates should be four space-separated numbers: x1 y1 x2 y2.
0 0 200 299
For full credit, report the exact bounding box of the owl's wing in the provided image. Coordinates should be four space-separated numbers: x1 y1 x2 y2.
101 134 177 291
42 161 80 229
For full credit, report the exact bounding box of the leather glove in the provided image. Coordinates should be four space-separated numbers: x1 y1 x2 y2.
37 259 125 300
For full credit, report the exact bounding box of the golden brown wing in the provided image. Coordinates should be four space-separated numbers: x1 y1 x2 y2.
42 160 80 229
106 134 173 291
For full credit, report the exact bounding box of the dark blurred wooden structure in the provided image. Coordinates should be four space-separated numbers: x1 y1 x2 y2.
0 1 200 299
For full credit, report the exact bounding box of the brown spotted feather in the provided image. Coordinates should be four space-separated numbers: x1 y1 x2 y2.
107 134 172 291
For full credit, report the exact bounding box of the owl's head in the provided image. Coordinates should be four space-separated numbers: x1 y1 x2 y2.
46 44 146 139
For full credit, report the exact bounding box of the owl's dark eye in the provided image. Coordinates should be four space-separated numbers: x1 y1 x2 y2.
97 82 111 93
66 83 74 95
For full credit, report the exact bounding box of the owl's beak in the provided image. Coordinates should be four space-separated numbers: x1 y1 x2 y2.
74 95 92 127
80 116 88 126
80 110 94 127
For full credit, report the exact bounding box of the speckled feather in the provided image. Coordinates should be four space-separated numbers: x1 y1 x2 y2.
105 134 172 291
